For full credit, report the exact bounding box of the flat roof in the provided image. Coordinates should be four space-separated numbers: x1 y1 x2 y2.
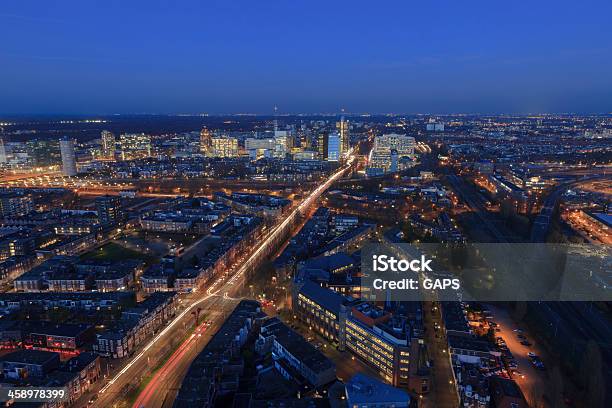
0 349 59 365
346 373 410 404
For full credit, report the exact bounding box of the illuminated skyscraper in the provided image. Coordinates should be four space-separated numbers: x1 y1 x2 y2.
317 132 329 160
327 132 341 161
336 116 350 154
273 130 291 159
0 137 7 164
200 127 212 155
59 137 77 176
101 130 116 159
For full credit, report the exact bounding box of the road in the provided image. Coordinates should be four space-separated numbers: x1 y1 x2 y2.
422 302 459 408
133 300 231 408
90 154 357 408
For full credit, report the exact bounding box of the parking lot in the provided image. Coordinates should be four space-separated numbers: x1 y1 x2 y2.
486 304 551 407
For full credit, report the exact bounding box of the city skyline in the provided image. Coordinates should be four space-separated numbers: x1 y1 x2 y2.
0 2 609 408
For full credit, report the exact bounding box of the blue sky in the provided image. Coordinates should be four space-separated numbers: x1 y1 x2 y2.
1 0 611 114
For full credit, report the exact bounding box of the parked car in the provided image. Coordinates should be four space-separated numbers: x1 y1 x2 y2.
520 340 532 346
527 352 537 358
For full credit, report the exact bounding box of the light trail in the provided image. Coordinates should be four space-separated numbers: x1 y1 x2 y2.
132 322 209 408
97 153 355 401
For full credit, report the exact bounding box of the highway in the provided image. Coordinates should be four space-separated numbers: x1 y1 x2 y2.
90 153 357 408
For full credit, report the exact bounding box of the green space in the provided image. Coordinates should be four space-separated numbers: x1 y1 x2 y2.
80 242 158 265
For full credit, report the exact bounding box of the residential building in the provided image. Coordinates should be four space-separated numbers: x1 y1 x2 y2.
95 195 124 226
0 349 60 378
256 317 336 389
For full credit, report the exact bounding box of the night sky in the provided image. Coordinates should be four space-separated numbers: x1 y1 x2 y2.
1 0 611 114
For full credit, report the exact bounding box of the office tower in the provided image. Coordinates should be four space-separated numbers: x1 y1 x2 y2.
200 127 212 155
274 130 290 159
59 137 77 176
95 195 125 225
317 132 329 160
101 130 116 159
119 133 152 160
327 133 341 161
211 137 238 157
0 137 7 164
336 116 350 154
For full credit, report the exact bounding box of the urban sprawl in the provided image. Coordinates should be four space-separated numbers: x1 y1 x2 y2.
0 113 609 408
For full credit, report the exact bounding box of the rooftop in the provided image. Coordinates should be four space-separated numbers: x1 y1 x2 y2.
345 373 410 405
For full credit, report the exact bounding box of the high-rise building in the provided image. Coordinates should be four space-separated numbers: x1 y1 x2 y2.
337 116 350 155
327 132 341 161
0 137 7 164
211 137 238 157
101 130 116 159
318 132 329 160
200 127 212 155
95 195 124 226
59 138 77 176
273 130 292 159
119 133 152 160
